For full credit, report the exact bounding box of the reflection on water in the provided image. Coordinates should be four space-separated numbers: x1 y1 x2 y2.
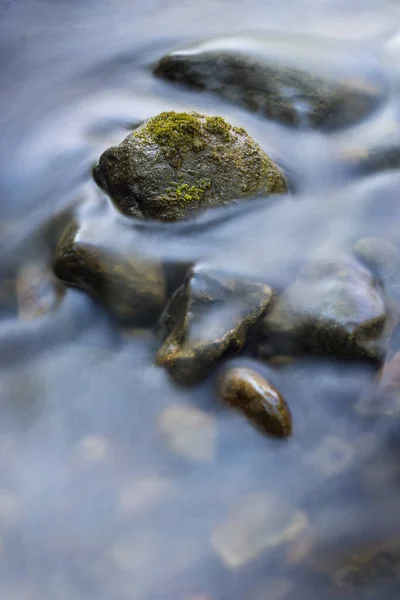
2 0 400 598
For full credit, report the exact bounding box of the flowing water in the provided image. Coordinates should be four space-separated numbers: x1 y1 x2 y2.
2 0 400 598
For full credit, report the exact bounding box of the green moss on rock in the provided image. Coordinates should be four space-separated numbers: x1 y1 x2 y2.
137 111 207 167
94 111 287 222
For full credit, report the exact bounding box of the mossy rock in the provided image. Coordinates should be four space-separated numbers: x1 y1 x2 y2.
156 265 274 385
93 111 287 221
53 220 166 325
155 35 388 131
257 258 389 362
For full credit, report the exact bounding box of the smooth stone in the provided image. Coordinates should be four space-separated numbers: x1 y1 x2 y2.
258 257 388 361
155 35 388 131
53 220 166 325
157 404 217 462
93 111 287 221
16 260 65 321
210 492 308 568
302 435 355 477
218 366 292 438
156 266 273 385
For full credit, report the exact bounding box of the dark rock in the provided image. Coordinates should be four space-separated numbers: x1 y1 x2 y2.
53 220 166 325
93 111 287 221
332 544 400 591
258 258 388 361
218 366 292 437
155 35 388 131
156 266 273 384
338 143 400 178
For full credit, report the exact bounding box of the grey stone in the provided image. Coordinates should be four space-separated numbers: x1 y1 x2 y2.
53 220 166 325
155 35 388 131
156 266 274 384
258 258 388 361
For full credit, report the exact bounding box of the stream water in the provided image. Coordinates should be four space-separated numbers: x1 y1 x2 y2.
2 0 400 598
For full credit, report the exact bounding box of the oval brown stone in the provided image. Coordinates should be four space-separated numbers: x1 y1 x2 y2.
218 367 292 438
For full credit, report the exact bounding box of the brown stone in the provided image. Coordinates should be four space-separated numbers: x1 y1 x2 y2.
218 366 292 437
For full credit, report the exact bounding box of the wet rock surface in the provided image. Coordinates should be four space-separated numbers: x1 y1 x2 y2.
258 258 389 361
54 219 166 325
155 35 388 131
218 366 292 437
156 266 273 384
93 111 287 221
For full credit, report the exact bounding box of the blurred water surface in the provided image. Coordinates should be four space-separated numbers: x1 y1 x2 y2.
2 0 400 598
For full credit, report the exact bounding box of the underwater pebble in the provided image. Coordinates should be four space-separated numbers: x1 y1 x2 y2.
303 436 355 477
75 435 112 464
117 477 174 515
210 492 308 568
158 404 217 462
16 261 65 321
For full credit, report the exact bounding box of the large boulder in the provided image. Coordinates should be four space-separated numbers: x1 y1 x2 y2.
93 111 287 221
155 35 388 131
257 258 389 361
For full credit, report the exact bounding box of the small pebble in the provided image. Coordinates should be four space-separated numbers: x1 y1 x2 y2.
210 492 308 568
75 435 111 464
158 404 217 462
218 367 292 437
303 436 354 477
118 477 174 515
16 261 65 321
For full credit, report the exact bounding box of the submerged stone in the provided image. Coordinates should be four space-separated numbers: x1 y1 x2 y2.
53 220 166 325
302 435 355 478
218 366 292 438
156 266 273 385
155 35 388 131
16 260 65 321
355 351 400 417
258 258 388 361
158 404 217 462
353 237 400 306
338 144 400 179
210 492 308 568
93 111 287 221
